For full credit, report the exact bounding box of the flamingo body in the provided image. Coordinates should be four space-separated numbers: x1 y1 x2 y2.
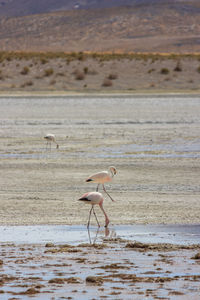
78 191 109 228
44 133 59 149
86 166 117 201
79 191 103 205
86 171 112 184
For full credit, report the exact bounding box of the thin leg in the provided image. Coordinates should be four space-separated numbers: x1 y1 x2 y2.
96 184 100 192
87 226 92 244
99 203 110 227
105 227 110 237
87 226 100 244
102 184 115 202
92 207 100 227
93 227 100 244
87 206 93 228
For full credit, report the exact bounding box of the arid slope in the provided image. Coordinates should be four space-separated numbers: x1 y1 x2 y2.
0 1 200 52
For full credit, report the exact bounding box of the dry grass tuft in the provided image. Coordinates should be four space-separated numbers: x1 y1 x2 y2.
160 68 169 75
102 78 113 87
174 60 182 72
44 68 54 76
21 66 30 75
108 73 118 80
74 70 85 80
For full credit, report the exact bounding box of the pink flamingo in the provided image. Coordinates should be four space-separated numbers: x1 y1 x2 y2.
44 134 59 150
86 166 117 202
78 191 110 228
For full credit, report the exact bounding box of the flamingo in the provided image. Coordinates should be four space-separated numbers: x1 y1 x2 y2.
86 166 117 202
44 134 59 150
78 191 110 228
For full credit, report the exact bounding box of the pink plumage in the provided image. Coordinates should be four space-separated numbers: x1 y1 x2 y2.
86 166 117 202
44 133 59 149
78 191 109 228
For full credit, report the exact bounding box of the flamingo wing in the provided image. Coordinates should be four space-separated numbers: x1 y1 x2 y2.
86 171 111 183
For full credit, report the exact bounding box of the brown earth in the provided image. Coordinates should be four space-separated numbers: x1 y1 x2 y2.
0 2 200 53
0 53 200 93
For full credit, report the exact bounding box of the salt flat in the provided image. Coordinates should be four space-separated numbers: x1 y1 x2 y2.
0 95 199 225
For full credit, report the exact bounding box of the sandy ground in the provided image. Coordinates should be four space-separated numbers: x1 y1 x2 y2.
0 95 199 225
1 56 200 93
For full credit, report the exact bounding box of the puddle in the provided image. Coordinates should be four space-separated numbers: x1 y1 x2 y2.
0 224 199 245
1 139 200 160
97 142 200 159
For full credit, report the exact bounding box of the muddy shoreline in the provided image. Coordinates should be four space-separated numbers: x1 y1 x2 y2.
0 237 200 299
0 224 200 245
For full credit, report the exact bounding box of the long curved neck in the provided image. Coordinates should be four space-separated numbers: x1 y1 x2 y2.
53 139 59 148
110 169 115 178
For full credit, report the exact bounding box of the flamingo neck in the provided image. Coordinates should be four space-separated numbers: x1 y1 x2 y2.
110 170 115 177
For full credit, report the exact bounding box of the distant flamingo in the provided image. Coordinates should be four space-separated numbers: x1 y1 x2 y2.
78 191 110 228
44 134 59 150
86 166 117 202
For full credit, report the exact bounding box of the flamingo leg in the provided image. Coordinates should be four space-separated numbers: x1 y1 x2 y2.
93 227 100 244
102 184 115 202
92 207 100 227
87 227 92 244
87 206 93 228
96 184 100 192
87 226 100 244
99 203 110 227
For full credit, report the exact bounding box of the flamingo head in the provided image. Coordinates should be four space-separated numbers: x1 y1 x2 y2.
110 166 117 176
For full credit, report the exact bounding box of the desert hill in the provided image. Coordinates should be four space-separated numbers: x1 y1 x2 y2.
1 0 196 17
0 0 200 52
0 0 135 17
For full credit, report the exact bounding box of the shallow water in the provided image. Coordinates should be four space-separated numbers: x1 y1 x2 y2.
0 226 200 300
0 224 199 245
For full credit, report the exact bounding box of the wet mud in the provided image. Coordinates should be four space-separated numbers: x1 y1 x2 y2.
0 237 200 299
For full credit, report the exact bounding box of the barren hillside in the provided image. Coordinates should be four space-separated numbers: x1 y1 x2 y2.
1 0 196 17
0 1 200 52
1 2 200 52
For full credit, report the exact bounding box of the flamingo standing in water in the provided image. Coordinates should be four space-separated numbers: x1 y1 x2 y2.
44 134 59 150
86 166 117 202
78 191 110 228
